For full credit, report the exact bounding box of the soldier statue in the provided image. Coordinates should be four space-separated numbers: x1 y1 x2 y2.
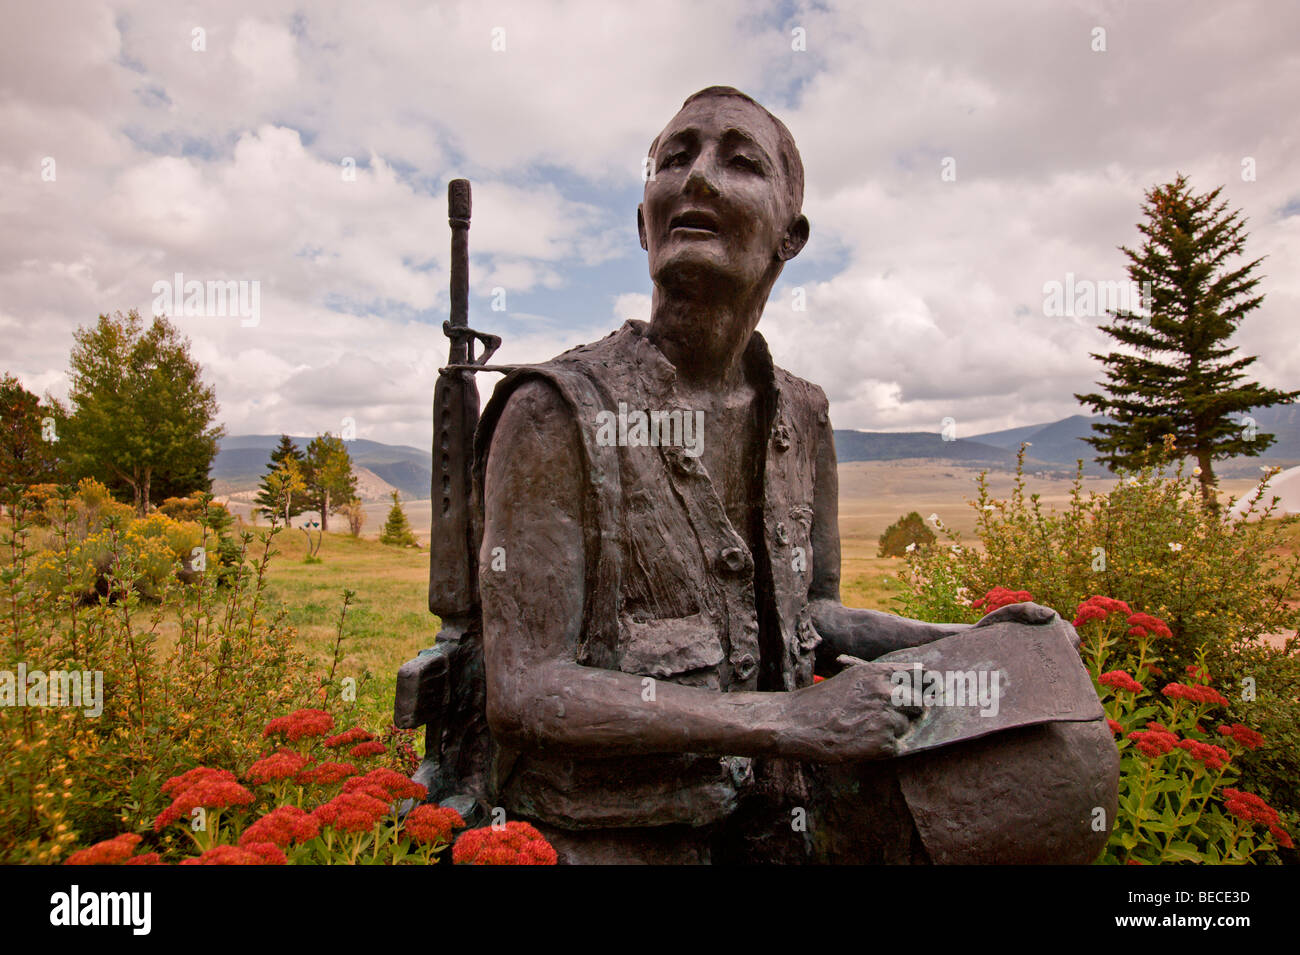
398 86 1119 864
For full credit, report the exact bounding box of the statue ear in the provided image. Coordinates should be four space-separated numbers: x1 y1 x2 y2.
637 204 648 252
778 214 810 262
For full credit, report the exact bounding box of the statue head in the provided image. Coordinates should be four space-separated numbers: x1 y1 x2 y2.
638 87 810 304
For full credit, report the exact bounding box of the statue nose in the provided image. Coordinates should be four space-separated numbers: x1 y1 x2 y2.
684 164 720 199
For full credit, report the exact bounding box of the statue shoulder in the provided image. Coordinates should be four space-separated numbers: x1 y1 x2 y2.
773 364 831 428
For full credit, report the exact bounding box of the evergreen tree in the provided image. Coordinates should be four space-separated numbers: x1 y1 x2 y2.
0 373 62 487
379 490 417 546
1076 174 1299 507
254 434 308 521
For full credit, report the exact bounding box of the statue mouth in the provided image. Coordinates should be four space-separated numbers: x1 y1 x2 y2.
669 210 720 234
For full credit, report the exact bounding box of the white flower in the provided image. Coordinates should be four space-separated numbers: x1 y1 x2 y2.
905 542 916 553
928 513 941 526
1192 466 1202 476
1168 542 1183 552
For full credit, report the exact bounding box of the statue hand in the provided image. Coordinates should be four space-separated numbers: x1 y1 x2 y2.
971 601 1058 629
781 662 920 762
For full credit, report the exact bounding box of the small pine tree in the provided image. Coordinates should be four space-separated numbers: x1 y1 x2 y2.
254 435 308 522
379 491 417 547
878 511 936 557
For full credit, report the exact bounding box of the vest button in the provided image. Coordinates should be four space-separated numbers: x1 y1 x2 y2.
717 546 751 575
733 653 757 680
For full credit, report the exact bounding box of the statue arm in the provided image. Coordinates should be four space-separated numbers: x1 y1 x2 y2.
481 380 912 761
806 399 972 663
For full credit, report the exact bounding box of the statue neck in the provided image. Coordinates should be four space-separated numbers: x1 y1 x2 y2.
646 284 767 392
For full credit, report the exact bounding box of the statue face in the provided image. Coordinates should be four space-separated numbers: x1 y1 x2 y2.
639 97 805 296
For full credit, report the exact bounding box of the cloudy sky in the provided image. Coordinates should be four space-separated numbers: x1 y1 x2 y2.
3 0 1298 450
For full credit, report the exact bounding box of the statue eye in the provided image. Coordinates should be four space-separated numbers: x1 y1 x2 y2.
660 151 689 170
731 154 762 173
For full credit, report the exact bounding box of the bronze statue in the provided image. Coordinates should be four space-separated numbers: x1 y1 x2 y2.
397 86 1119 864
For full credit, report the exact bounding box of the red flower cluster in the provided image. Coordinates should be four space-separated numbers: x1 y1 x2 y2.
295 761 357 786
1161 683 1229 707
64 833 142 866
344 769 427 802
1217 724 1265 751
312 792 391 834
162 767 237 797
323 727 374 749
263 708 335 742
246 749 312 784
180 842 286 865
1106 719 1123 736
154 770 254 831
1221 788 1282 828
1072 595 1132 628
403 804 466 846
1127 728 1178 758
1185 664 1211 684
349 741 387 759
240 806 321 848
123 853 162 866
1175 739 1230 771
973 587 1033 615
1270 826 1295 850
1099 670 1143 693
1127 613 1172 640
452 821 557 865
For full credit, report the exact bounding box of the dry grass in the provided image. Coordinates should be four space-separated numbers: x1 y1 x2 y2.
216 460 1278 720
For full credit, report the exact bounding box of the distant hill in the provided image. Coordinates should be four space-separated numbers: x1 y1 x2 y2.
213 435 433 500
831 431 1022 467
218 403 1299 497
835 405 1300 476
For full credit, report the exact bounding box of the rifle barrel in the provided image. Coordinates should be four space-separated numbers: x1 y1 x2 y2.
448 179 471 364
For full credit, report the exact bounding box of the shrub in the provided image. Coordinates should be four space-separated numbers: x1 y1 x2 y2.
899 446 1300 831
0 487 322 862
1065 593 1293 863
896 446 1300 833
54 708 556 866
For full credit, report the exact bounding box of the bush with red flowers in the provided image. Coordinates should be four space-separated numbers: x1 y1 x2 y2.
452 821 558 866
1073 596 1292 863
65 707 555 866
894 447 1300 845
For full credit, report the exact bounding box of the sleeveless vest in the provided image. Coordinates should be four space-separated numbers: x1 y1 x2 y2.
473 320 832 829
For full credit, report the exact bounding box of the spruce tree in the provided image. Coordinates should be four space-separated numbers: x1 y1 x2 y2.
255 434 308 521
1075 174 1298 507
379 490 417 546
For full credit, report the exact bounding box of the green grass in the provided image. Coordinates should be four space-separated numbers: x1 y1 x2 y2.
241 524 435 733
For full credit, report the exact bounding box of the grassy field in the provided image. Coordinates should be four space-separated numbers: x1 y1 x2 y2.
240 460 1274 727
